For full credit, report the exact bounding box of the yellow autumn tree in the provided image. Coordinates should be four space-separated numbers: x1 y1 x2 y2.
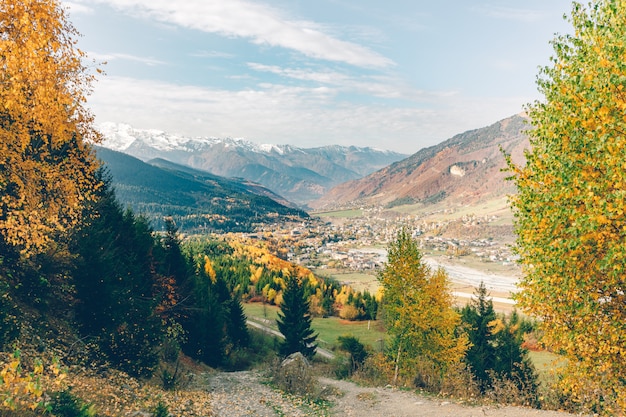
0 0 101 256
378 228 467 387
506 0 626 412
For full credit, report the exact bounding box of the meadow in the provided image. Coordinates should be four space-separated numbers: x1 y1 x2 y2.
243 302 387 353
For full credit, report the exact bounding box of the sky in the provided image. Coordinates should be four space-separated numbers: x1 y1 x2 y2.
64 0 573 154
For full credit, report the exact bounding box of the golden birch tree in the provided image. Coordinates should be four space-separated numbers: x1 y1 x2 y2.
0 0 101 256
506 0 626 412
378 228 467 387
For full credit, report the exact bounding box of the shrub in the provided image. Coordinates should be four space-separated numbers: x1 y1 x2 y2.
0 283 19 348
336 335 369 376
48 389 95 417
439 362 480 401
338 305 361 321
153 401 169 417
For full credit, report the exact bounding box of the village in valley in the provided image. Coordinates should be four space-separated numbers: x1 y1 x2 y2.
243 200 521 308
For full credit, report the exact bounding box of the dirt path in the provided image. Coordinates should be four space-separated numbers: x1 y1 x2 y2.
201 370 582 417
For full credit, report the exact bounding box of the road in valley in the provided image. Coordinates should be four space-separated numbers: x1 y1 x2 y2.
424 258 519 292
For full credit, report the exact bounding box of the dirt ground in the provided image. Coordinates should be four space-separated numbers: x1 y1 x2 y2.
202 370 583 417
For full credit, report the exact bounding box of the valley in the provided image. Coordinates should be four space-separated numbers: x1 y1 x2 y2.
237 193 520 312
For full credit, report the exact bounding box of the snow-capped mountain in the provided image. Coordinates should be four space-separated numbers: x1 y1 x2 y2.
97 123 408 206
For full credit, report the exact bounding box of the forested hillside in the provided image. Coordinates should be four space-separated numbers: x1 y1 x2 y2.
96 147 308 232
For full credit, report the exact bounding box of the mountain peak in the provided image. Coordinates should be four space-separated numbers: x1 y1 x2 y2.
96 122 408 205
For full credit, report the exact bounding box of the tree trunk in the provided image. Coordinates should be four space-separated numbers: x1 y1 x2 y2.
393 343 402 386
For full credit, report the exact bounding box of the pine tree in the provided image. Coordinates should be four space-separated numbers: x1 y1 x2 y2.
225 295 250 350
181 258 228 367
277 270 317 360
461 281 497 391
73 173 162 377
491 311 538 404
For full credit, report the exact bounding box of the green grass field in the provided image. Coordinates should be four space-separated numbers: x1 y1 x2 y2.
244 302 387 352
314 269 380 293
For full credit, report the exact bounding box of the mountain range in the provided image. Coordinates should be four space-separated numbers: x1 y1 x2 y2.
96 114 530 230
98 123 408 207
310 114 529 210
95 147 308 233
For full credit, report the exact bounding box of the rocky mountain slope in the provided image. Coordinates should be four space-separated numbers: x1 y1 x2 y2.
97 123 408 207
311 114 530 210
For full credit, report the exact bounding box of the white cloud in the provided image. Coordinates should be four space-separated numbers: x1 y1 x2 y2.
247 62 450 102
88 52 167 66
81 0 394 69
87 76 527 153
190 50 235 59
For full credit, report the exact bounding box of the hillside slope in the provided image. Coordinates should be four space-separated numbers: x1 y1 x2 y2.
311 114 529 210
96 147 308 232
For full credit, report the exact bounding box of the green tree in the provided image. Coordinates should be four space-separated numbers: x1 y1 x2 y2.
277 269 317 360
378 229 467 386
181 256 228 368
0 0 101 257
505 0 626 411
337 335 369 376
72 174 162 377
225 295 250 350
491 311 538 405
461 281 497 391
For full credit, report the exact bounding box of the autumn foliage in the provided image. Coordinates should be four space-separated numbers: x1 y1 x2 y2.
506 0 626 412
0 0 100 256
378 229 468 387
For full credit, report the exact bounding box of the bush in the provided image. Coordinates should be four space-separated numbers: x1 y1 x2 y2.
48 389 95 417
153 401 169 417
0 282 19 348
336 335 369 376
338 305 361 321
439 362 480 401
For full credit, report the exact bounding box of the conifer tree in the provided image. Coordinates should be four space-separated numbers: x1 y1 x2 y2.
461 281 497 391
73 173 162 377
489 312 539 406
225 295 250 350
277 270 317 359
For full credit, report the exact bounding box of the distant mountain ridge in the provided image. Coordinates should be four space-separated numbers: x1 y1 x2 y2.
98 123 408 207
95 147 308 233
311 114 530 210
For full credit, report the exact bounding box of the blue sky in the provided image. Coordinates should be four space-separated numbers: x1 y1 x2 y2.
65 0 572 154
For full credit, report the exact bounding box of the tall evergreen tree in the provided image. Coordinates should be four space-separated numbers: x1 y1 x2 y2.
181 258 228 367
277 270 317 360
225 295 250 350
72 173 162 377
492 311 538 403
461 281 497 391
